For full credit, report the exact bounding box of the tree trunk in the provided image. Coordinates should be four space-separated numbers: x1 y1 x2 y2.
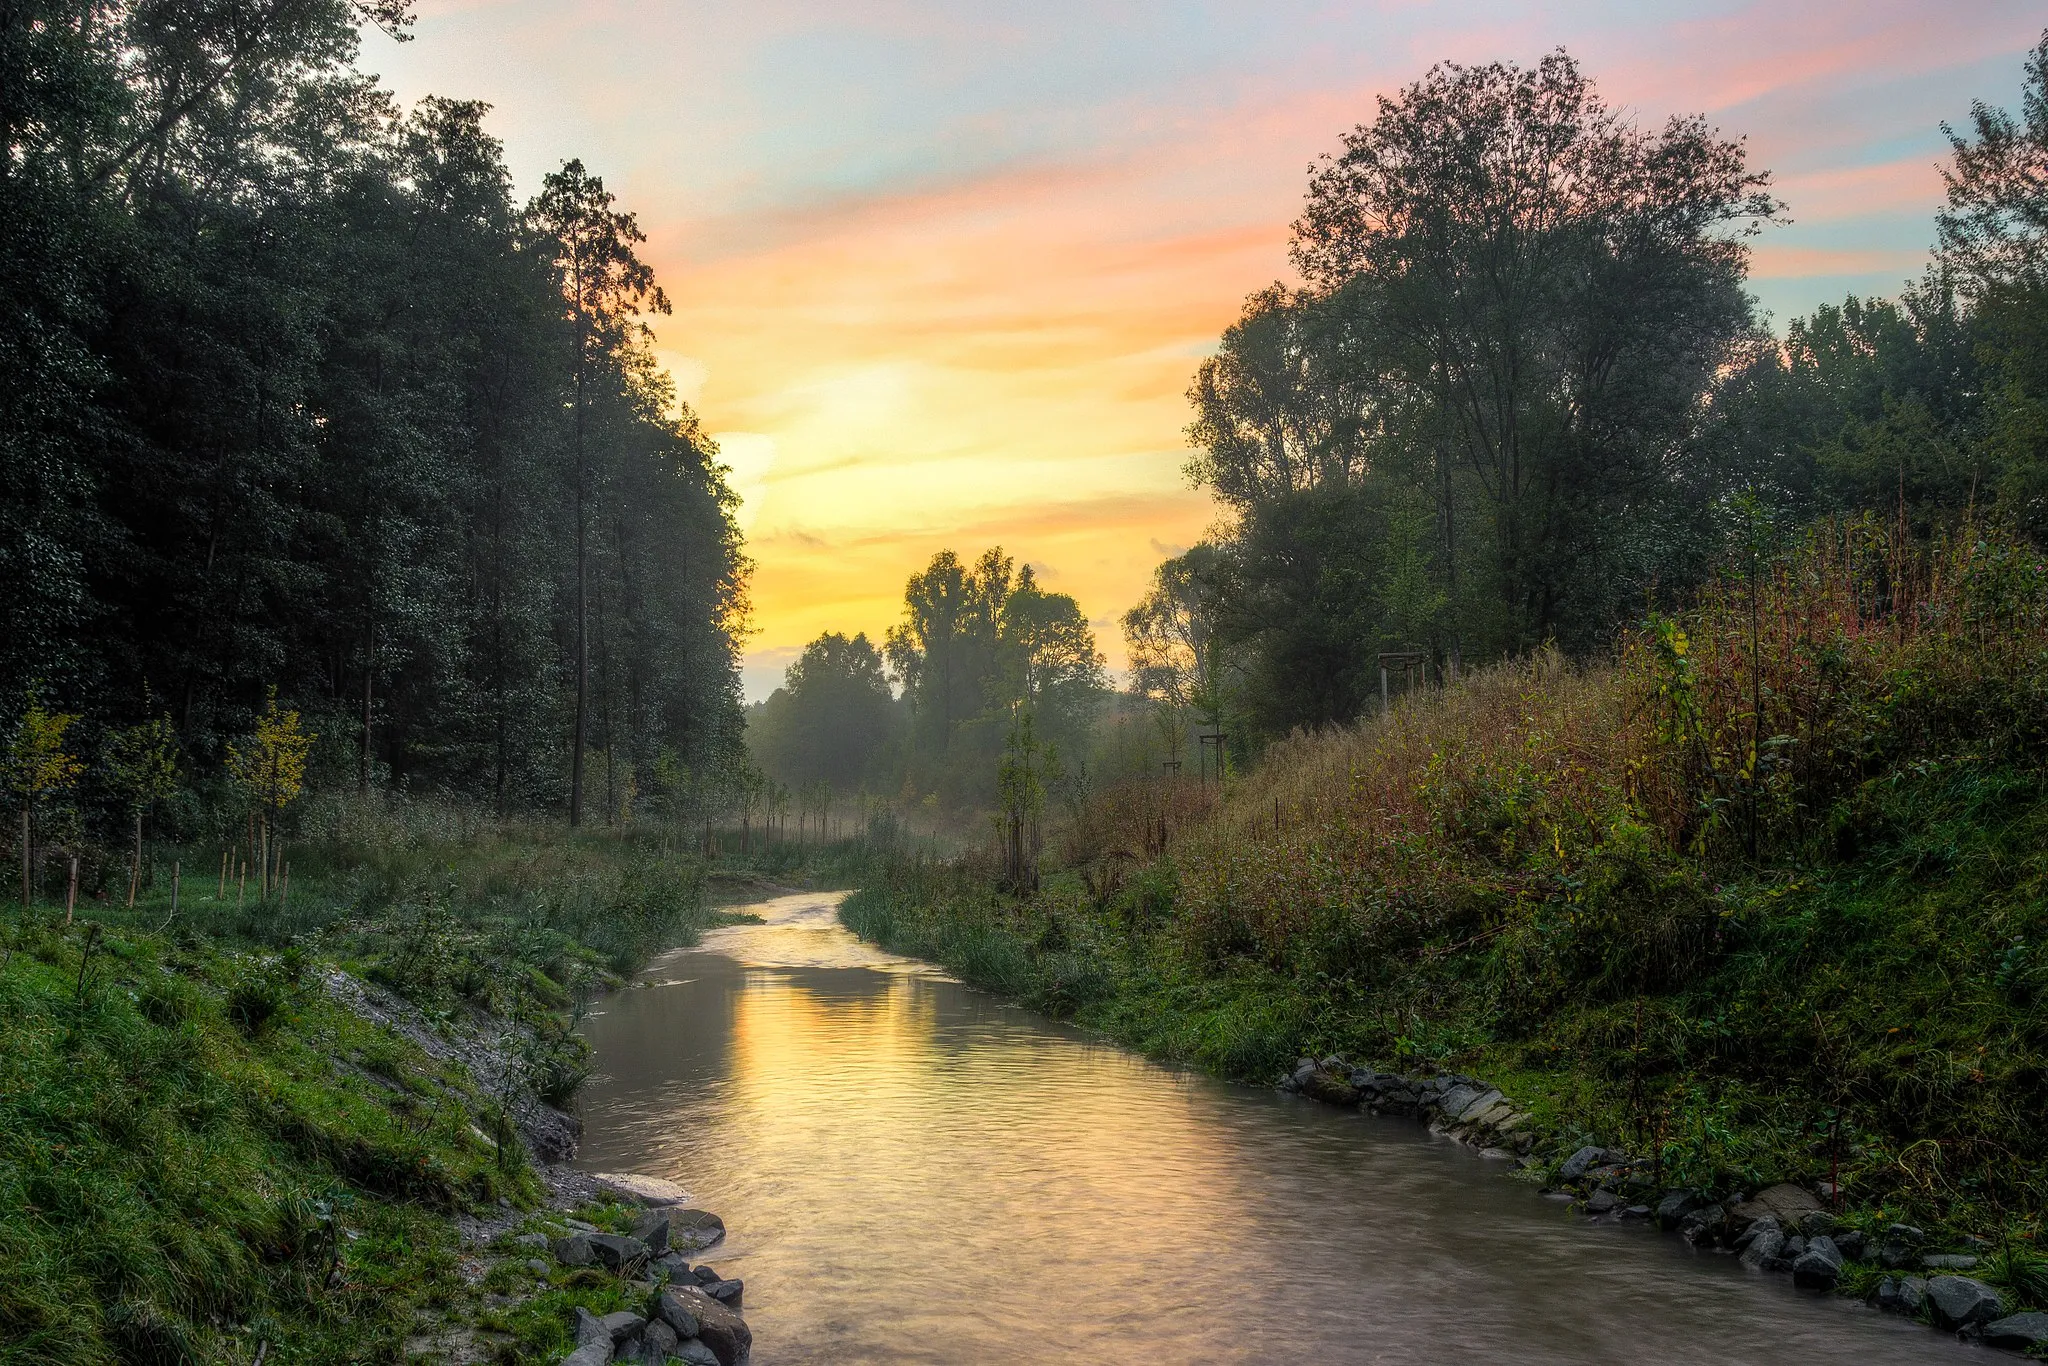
19 808 28 909
361 621 375 795
569 320 589 827
129 810 143 907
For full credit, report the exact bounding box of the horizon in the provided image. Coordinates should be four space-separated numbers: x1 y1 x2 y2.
369 0 2045 701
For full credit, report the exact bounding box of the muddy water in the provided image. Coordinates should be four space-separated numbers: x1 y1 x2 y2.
575 891 1961 1365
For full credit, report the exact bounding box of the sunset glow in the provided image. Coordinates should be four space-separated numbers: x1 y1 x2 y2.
370 0 2044 696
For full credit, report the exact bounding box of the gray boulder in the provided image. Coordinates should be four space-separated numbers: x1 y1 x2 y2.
1896 1277 1930 1313
527 1258 551 1277
1797 1210 1836 1238
1618 1205 1652 1222
1655 1190 1703 1229
1728 1182 1820 1231
1585 1190 1618 1215
1925 1275 2003 1331
1834 1229 1866 1262
667 1209 728 1253
1878 1224 1926 1270
703 1277 744 1309
1288 1058 1316 1091
1921 1253 1979 1271
586 1234 652 1273
1739 1229 1785 1270
1300 1066 1362 1107
599 1310 645 1345
1733 1214 1781 1249
654 1288 702 1340
640 1317 678 1361
632 1208 672 1254
674 1340 720 1366
1983 1313 2048 1350
1680 1205 1726 1246
573 1307 611 1348
516 1232 550 1248
554 1234 597 1267
1792 1235 1844 1290
559 1344 611 1366
1557 1146 1605 1184
658 1284 751 1366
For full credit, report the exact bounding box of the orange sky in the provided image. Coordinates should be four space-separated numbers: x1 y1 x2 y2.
369 1 2046 697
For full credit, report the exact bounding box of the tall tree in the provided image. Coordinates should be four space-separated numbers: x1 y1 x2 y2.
528 160 670 826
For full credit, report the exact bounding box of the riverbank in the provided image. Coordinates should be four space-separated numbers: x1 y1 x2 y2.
0 817 766 1363
834 523 2048 1354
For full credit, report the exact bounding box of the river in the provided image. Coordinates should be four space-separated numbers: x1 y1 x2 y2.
574 890 1965 1364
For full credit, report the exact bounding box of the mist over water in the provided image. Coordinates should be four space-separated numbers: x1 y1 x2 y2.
575 892 1963 1365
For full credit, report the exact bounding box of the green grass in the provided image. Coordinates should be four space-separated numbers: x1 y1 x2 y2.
0 914 531 1363
2 814 746 1364
838 757 2048 1307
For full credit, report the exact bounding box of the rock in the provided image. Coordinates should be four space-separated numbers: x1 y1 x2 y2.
1477 1147 1516 1161
1728 1182 1821 1231
1585 1190 1618 1215
1466 1100 1515 1129
1921 1254 1979 1271
573 1307 610 1349
691 1264 722 1285
1878 1224 1926 1270
526 1259 550 1276
641 1317 678 1360
554 1234 597 1267
1739 1230 1786 1270
599 1310 646 1345
703 1277 744 1309
1618 1205 1652 1222
1558 1146 1605 1184
559 1344 611 1366
1792 1235 1845 1289
591 1172 693 1207
673 1340 720 1366
1833 1229 1866 1262
1785 1235 1807 1258
1983 1313 2048 1350
654 1289 702 1339
1680 1205 1726 1246
1300 1066 1361 1107
1872 1277 1900 1311
1655 1190 1704 1229
1733 1214 1781 1250
1797 1210 1837 1238
658 1284 750 1366
1925 1276 2003 1331
516 1232 550 1248
1347 1066 1378 1088
586 1234 652 1273
1287 1058 1316 1091
654 1251 690 1276
632 1209 672 1254
667 1209 727 1252
1450 1087 1505 1123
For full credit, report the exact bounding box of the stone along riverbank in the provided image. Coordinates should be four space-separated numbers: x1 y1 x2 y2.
1281 1056 2048 1355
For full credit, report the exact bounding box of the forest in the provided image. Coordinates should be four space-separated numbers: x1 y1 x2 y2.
2 0 749 892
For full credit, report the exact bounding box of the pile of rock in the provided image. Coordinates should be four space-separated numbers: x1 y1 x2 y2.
548 1204 752 1365
1281 1057 1536 1161
1279 1057 2048 1355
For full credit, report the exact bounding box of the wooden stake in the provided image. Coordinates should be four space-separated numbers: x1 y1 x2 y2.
280 861 290 907
19 808 28 910
170 862 180 919
218 849 228 900
65 855 78 925
236 860 245 910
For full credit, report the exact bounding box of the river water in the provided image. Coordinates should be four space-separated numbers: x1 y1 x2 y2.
575 891 1964 1365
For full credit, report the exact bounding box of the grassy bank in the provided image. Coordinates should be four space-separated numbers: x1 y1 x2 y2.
0 807 745 1364
841 519 2048 1287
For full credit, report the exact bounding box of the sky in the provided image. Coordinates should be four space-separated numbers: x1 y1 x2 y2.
367 0 2045 700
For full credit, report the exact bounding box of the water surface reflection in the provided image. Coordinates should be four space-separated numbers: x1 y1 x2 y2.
577 891 1961 1364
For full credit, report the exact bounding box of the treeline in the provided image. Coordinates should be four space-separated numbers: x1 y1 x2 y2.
746 549 1106 855
1 0 748 870
1129 41 2048 751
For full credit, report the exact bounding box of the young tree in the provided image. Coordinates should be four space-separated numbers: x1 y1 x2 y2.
5 694 83 908
227 689 313 901
103 715 180 906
